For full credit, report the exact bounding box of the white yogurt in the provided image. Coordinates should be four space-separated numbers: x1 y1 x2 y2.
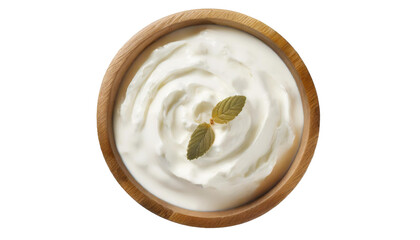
113 25 304 211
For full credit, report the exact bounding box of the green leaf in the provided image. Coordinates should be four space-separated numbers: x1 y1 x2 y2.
187 123 215 160
211 95 246 124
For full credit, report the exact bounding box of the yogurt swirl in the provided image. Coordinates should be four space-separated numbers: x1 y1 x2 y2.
113 25 304 211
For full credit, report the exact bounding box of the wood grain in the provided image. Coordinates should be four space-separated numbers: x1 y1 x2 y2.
97 8 320 227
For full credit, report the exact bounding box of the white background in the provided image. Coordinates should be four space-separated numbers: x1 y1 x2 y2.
1 0 419 239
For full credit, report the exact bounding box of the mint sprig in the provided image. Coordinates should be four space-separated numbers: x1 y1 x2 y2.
187 95 246 160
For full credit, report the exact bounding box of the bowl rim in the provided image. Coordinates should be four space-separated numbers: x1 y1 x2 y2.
97 8 320 228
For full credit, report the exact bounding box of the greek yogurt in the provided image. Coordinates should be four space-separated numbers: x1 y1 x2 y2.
113 25 304 211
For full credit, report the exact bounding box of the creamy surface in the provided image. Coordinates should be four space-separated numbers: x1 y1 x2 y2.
113 25 304 211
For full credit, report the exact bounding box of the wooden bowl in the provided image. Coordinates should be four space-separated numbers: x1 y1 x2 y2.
97 9 319 227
